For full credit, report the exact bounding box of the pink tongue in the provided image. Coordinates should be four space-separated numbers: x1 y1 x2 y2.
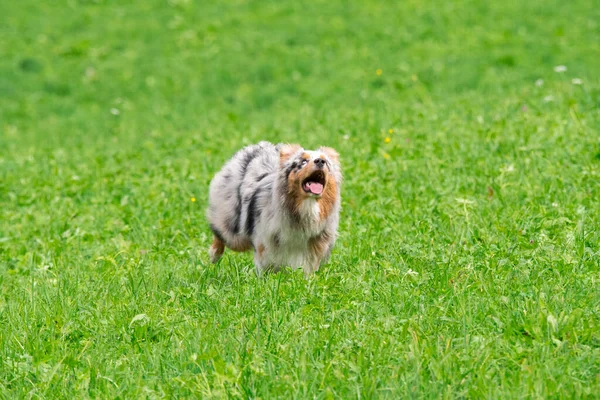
306 182 324 195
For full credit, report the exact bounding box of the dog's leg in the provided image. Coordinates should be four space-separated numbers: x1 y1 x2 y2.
303 254 325 276
305 231 334 275
254 243 281 274
303 264 317 277
320 241 335 265
253 243 267 275
209 235 225 263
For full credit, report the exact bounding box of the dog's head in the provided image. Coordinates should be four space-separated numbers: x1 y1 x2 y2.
279 144 342 220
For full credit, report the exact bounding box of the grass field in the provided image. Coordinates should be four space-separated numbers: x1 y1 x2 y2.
1 0 600 397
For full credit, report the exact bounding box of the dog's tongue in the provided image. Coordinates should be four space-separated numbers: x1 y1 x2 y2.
305 182 323 195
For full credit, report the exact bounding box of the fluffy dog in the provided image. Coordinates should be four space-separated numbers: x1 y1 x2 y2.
206 141 342 275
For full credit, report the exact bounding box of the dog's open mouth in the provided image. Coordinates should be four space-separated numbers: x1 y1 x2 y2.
302 170 326 195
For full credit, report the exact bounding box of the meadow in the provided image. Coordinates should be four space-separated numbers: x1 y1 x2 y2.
1 0 599 397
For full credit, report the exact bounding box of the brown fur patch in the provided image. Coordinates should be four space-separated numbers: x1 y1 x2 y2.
280 144 302 165
308 231 332 270
318 177 337 220
257 244 265 257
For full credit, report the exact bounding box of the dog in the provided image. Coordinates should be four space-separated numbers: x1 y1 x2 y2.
206 141 342 275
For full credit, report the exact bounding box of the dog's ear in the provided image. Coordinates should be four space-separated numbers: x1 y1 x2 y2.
279 144 301 165
319 146 339 164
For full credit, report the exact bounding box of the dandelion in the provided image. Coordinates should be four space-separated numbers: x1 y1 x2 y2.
554 65 567 73
535 79 544 87
376 69 382 76
388 129 393 134
384 137 391 143
571 78 583 85
383 152 390 159
191 197 196 202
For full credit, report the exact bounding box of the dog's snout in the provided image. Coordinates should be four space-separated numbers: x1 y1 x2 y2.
314 158 326 168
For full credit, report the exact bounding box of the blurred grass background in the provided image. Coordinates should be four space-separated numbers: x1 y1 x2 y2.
2 0 599 145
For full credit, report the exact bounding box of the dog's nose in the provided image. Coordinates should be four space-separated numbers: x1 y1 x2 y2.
314 158 326 168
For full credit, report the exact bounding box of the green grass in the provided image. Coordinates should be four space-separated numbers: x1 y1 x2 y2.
1 0 600 397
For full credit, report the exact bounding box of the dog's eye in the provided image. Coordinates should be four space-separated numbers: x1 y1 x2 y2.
300 159 308 167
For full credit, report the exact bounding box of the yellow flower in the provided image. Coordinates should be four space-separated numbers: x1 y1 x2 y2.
191 197 196 202
388 129 393 134
384 137 391 143
383 152 390 159
376 69 382 76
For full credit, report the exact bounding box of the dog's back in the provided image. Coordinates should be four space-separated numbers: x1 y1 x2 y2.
207 141 277 254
